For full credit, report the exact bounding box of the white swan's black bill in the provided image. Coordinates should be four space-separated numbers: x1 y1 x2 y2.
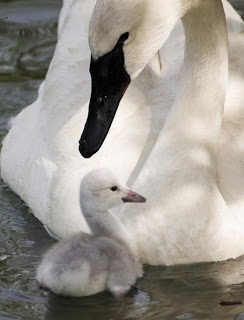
79 35 131 158
122 190 146 203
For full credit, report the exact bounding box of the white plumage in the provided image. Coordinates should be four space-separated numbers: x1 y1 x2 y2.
1 0 244 265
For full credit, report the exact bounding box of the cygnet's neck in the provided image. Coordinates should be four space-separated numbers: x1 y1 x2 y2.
81 200 135 253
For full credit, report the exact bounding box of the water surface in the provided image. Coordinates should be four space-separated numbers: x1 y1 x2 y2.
0 1 244 319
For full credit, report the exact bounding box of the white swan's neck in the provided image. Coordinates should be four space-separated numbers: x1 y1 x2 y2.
121 0 230 264
164 0 228 156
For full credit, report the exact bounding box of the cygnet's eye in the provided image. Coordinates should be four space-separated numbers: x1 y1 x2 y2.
117 32 129 45
110 186 118 192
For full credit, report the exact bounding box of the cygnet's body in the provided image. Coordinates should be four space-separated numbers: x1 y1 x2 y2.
36 169 146 297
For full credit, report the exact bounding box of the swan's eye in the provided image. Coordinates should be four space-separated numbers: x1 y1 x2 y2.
117 32 129 45
110 186 118 192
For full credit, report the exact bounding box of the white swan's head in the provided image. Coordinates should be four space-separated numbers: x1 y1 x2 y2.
80 168 146 212
79 0 183 158
89 0 183 78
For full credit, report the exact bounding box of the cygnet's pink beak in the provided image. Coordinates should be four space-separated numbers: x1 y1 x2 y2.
122 190 146 203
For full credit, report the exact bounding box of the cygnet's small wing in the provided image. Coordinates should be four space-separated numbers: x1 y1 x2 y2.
97 237 140 296
107 252 138 296
37 234 109 296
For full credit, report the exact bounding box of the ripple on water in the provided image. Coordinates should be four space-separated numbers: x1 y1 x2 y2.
0 1 60 80
0 1 60 25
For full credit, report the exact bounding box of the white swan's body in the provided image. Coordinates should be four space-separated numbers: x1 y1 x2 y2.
1 0 244 265
1 0 155 238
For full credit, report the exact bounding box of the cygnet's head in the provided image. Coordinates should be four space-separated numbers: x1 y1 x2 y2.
80 168 146 212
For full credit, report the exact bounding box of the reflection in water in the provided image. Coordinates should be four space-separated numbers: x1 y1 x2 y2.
0 1 244 319
0 1 59 80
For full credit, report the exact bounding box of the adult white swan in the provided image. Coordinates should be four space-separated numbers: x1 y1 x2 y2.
1 0 244 265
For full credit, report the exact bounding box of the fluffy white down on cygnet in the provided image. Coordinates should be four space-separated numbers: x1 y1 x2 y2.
36 168 146 298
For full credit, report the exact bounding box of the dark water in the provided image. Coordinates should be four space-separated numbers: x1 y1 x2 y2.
0 1 244 319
